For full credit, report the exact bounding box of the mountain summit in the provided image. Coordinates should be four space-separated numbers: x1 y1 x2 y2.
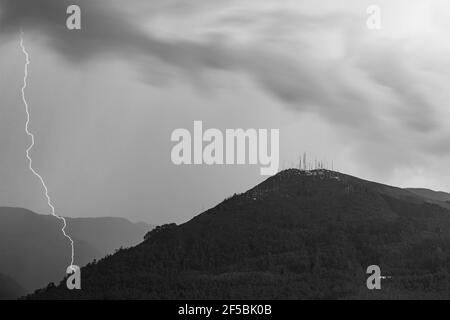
27 169 450 299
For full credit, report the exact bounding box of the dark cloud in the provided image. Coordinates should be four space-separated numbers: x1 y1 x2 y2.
0 0 372 128
1 0 447 178
355 42 438 133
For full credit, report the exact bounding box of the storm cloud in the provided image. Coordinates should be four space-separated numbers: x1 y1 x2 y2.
0 0 443 139
1 0 450 218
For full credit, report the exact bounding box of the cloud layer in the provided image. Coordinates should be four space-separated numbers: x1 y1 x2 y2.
1 0 450 179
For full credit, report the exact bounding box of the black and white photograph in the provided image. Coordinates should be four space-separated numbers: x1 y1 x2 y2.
1 0 450 309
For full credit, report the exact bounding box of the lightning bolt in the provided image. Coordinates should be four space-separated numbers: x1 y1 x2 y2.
19 31 75 271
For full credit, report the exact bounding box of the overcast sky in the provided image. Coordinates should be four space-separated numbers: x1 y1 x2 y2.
1 0 450 224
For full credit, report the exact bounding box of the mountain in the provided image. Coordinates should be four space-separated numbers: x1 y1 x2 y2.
66 217 152 259
406 188 450 202
0 207 152 295
405 188 450 212
27 169 450 299
0 273 25 300
405 188 450 210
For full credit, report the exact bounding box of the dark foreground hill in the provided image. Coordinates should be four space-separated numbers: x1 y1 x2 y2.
27 169 450 299
0 207 152 294
0 273 25 300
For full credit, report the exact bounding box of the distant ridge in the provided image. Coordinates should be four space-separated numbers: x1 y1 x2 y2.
405 188 450 210
0 207 153 295
0 273 25 300
406 188 450 202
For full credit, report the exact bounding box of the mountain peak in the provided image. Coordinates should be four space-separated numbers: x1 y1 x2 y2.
26 170 450 299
